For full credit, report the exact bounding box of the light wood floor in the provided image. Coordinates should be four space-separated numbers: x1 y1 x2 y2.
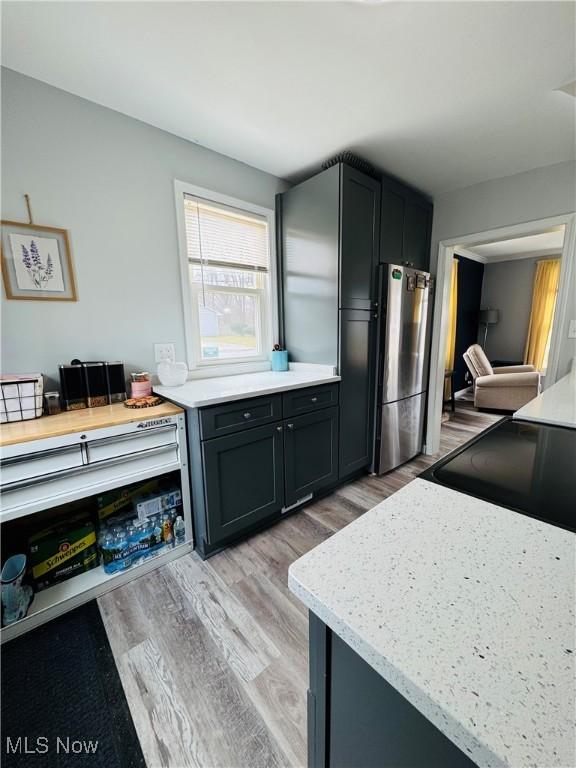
98 407 501 768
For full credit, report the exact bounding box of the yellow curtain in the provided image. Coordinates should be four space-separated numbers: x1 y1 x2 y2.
444 258 458 398
524 259 561 370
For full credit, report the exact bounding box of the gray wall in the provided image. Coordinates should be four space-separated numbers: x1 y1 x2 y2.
1 68 287 385
432 161 576 376
479 256 542 362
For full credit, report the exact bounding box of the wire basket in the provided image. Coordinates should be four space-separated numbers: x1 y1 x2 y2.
0 374 44 423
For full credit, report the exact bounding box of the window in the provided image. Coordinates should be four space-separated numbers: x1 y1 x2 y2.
175 183 276 372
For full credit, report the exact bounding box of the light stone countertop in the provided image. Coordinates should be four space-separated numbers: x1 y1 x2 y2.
289 478 575 768
154 364 340 408
514 370 576 429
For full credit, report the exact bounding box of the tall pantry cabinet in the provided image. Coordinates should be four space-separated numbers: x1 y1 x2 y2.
277 163 381 480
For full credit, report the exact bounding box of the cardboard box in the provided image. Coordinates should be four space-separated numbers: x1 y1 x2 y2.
135 489 182 521
29 513 98 592
96 478 159 521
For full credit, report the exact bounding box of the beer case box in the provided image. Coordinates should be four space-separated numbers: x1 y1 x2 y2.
28 513 98 592
97 478 160 521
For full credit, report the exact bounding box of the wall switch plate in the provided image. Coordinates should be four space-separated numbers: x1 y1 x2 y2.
154 343 176 363
568 320 576 339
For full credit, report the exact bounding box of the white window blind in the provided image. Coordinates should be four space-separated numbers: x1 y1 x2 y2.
179 189 274 369
184 195 269 272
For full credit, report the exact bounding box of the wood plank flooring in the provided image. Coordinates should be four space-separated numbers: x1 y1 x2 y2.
98 407 500 768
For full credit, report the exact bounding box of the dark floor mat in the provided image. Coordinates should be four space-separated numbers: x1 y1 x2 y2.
1 601 145 768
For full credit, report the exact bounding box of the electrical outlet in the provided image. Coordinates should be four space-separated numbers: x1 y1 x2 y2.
568 320 576 340
154 343 176 363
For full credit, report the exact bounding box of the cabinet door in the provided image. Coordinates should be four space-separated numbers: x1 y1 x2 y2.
202 423 284 546
340 165 381 310
284 407 339 507
338 309 376 479
402 199 432 271
379 186 405 265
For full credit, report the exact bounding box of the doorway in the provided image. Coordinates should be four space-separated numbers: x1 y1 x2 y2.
426 213 576 454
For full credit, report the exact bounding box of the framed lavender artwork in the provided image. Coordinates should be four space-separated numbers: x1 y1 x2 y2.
0 221 77 301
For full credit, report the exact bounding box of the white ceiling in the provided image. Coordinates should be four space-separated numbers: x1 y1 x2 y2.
459 228 565 264
2 1 575 195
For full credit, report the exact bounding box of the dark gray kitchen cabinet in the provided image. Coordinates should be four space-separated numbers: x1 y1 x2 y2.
379 186 405 265
280 162 380 363
284 407 339 507
340 165 381 310
202 422 285 546
403 198 432 272
279 162 380 483
282 383 339 418
278 165 340 366
339 309 376 479
187 384 341 558
379 174 433 272
199 394 282 439
308 613 476 768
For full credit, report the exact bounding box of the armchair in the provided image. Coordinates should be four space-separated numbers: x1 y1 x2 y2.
463 344 540 411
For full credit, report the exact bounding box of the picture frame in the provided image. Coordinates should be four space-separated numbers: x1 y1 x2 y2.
1 220 78 301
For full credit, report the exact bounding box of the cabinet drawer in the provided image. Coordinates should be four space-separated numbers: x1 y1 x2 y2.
1 443 179 518
0 445 84 487
282 384 339 418
85 424 177 463
200 395 282 440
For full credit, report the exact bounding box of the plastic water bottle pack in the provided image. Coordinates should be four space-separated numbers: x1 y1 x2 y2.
99 507 180 574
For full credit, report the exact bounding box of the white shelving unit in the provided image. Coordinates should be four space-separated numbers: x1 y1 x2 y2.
1 542 191 643
0 403 193 642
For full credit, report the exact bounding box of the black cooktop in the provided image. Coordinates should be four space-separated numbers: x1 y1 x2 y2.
421 418 576 532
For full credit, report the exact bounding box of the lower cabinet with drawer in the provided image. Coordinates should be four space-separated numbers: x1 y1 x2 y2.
188 385 340 558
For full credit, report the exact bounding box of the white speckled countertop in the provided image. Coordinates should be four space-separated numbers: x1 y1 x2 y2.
514 370 576 429
154 364 340 408
289 479 575 768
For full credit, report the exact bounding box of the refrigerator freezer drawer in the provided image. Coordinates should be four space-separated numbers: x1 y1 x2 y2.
377 393 426 474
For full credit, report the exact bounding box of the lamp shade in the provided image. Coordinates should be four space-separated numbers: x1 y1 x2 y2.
479 309 499 325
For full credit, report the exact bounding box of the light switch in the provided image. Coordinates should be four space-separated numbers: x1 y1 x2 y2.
568 320 576 339
154 343 176 363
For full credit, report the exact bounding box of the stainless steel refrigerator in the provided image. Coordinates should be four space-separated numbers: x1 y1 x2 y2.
373 264 433 474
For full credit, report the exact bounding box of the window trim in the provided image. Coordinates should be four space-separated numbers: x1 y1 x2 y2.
174 180 278 377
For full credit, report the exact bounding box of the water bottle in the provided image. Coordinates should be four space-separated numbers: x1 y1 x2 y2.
114 531 131 571
101 533 116 574
110 525 124 540
161 512 174 546
129 520 147 566
149 516 164 555
173 516 186 546
97 525 109 565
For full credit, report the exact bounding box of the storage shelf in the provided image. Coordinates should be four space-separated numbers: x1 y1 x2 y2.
0 540 192 643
